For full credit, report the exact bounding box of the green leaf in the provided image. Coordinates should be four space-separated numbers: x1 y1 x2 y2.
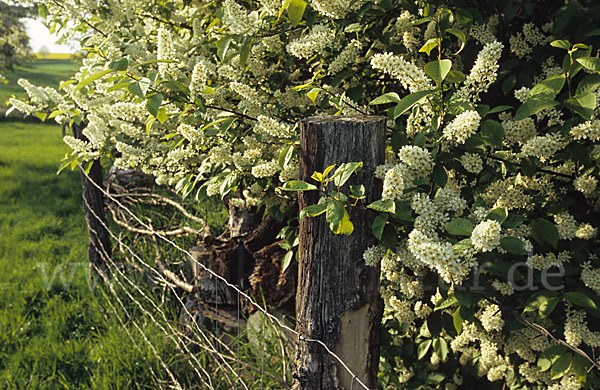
369 92 401 105
529 74 566 97
487 207 508 223
278 145 295 169
445 70 466 84
564 92 596 120
156 107 168 124
38 3 48 18
550 353 572 380
433 337 449 362
278 0 292 19
108 57 129 71
539 295 560 318
106 81 131 93
371 213 388 240
417 339 432 360
501 74 517 96
419 38 441 56
446 28 466 54
331 162 362 187
550 40 571 50
299 203 327 220
531 219 559 248
454 290 474 308
74 69 114 92
350 184 365 199
446 218 475 236
524 291 559 316
306 88 321 104
48 110 66 119
34 112 47 121
576 57 600 72
323 164 336 178
287 0 306 25
216 36 233 61
367 199 396 213
452 238 473 251
563 291 600 314
481 120 505 146
146 93 163 118
326 199 345 223
576 73 600 95
281 180 318 191
380 224 397 250
424 59 452 85
392 199 414 222
435 296 458 311
329 207 353 235
281 251 294 273
538 345 568 372
128 78 151 99
433 165 447 188
487 105 513 116
515 74 566 120
393 90 435 118
572 353 591 380
500 237 528 255
239 39 253 67
426 372 446 385
503 213 524 228
453 307 464 334
515 96 560 120
59 79 77 90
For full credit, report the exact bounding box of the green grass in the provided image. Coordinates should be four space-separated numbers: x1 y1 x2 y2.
0 122 177 389
1 59 79 108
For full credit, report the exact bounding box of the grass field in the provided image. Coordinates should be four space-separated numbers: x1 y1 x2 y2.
1 58 79 109
0 122 176 388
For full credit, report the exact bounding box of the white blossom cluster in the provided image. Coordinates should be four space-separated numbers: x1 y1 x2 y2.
510 23 551 59
311 0 360 19
370 52 433 93
442 110 481 144
471 219 501 252
459 153 483 174
574 175 598 198
521 133 567 161
454 41 503 102
381 146 433 199
363 245 386 266
255 115 293 139
328 39 362 75
286 25 337 59
571 120 600 142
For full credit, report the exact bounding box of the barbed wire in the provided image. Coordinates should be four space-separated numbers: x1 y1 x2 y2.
79 165 371 390
82 196 244 389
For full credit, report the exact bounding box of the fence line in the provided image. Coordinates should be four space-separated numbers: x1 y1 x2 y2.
79 165 371 390
83 196 239 389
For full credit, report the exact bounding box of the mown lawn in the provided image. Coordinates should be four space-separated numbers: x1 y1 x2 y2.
1 58 79 107
0 122 173 389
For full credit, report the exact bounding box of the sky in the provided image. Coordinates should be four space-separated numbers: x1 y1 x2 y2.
24 18 79 53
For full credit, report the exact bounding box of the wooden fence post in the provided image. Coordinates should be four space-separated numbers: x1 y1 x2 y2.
72 122 112 279
295 116 385 389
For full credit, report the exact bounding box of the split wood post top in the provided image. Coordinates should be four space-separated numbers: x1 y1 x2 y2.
295 116 385 390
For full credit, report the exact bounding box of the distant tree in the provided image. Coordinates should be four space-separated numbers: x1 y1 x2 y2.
0 1 35 72
38 45 49 56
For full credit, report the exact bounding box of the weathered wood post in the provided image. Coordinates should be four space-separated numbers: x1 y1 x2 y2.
295 116 385 389
72 122 112 279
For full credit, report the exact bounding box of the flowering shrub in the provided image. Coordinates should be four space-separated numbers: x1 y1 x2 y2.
10 0 600 387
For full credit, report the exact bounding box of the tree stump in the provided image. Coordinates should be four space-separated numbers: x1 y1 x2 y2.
295 116 385 389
